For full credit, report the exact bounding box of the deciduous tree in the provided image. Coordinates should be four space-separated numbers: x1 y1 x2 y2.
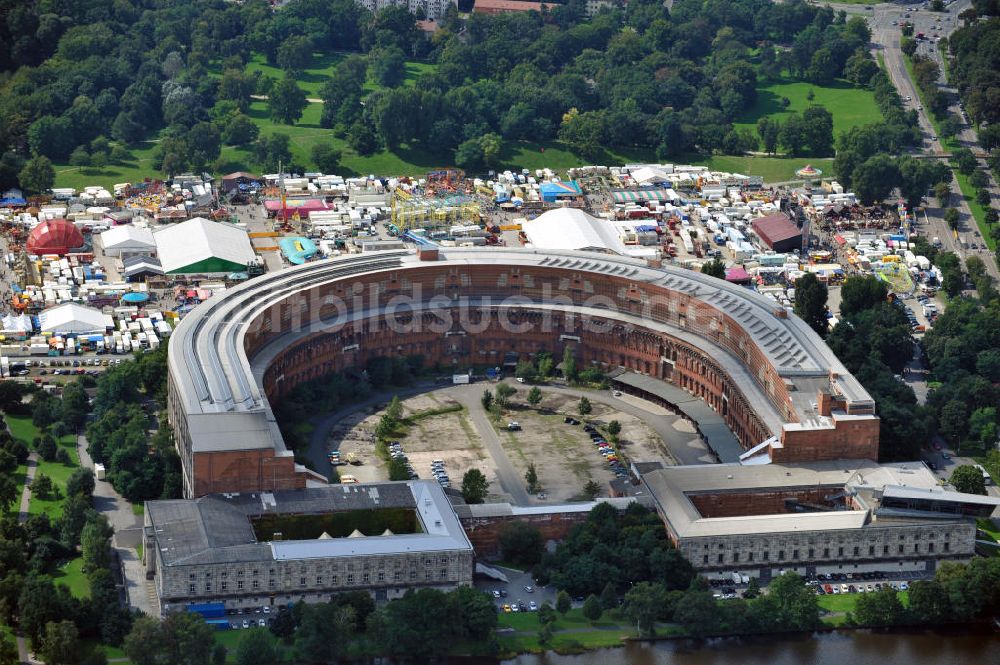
461 469 489 504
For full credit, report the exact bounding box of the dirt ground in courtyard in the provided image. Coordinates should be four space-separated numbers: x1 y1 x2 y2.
496 390 669 503
333 393 505 499
329 386 673 504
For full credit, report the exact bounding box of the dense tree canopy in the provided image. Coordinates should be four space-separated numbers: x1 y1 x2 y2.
0 0 893 184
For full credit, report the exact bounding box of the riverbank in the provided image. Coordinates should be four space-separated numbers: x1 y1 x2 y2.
497 623 1000 665
494 589 917 658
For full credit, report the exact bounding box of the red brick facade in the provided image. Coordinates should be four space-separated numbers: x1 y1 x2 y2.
191 450 306 497
459 511 592 556
176 259 878 496
688 487 839 518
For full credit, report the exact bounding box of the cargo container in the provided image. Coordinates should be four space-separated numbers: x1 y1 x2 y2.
186 602 226 619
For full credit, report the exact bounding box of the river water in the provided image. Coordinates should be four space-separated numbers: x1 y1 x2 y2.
497 626 999 665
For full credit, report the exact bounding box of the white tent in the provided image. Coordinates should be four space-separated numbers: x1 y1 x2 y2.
100 225 156 258
0 313 32 334
630 166 671 185
154 217 255 274
38 303 107 334
522 208 627 255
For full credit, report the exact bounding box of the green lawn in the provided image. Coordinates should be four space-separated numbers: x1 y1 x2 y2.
818 589 910 615
6 414 42 445
81 640 128 662
734 78 882 144
243 51 435 97
701 155 834 183
51 556 90 599
497 607 628 633
498 629 631 653
977 518 1000 541
495 608 687 654
4 414 81 519
52 138 164 192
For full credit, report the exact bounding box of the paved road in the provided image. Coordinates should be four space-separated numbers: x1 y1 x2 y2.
77 433 157 617
447 385 532 505
14 451 39 665
865 0 999 281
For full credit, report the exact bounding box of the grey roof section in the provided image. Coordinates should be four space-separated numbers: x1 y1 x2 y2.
146 481 472 567
453 497 638 520
880 485 1000 506
612 371 746 462
639 460 975 540
167 248 873 456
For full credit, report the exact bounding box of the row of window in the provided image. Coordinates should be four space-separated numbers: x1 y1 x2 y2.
188 556 457 581
702 540 951 565
187 568 454 596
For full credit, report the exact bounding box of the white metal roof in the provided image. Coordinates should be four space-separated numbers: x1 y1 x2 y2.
100 224 155 251
1 313 31 333
38 303 107 334
154 217 255 273
522 208 626 254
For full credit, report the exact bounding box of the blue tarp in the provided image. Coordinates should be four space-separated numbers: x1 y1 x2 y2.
0 198 26 207
121 292 149 303
634 225 657 232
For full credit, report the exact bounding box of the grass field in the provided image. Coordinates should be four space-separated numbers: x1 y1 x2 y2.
243 51 435 98
818 590 910 615
4 414 80 519
734 78 882 145
701 155 834 183
51 139 163 192
51 556 90 599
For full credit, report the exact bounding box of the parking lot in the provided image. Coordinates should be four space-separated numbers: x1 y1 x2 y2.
710 570 924 600
474 566 558 615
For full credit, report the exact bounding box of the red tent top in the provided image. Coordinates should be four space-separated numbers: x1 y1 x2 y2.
725 267 751 283
26 219 84 256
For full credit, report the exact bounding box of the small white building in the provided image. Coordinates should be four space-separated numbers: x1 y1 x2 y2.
100 225 157 259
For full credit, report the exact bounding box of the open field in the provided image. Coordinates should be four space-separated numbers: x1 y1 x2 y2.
51 556 90 599
335 393 495 494
495 391 666 503
701 155 835 183
51 139 163 192
5 415 80 519
734 78 882 143
818 589 910 614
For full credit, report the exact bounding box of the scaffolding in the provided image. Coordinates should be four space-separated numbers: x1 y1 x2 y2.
390 188 482 230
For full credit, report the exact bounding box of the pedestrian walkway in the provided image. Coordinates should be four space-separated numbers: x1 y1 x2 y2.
13 450 39 665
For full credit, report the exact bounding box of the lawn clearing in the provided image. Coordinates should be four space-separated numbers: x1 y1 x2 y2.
243 51 435 97
818 589 910 615
51 556 90 599
52 138 164 192
700 155 834 183
7 414 81 519
734 78 882 144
